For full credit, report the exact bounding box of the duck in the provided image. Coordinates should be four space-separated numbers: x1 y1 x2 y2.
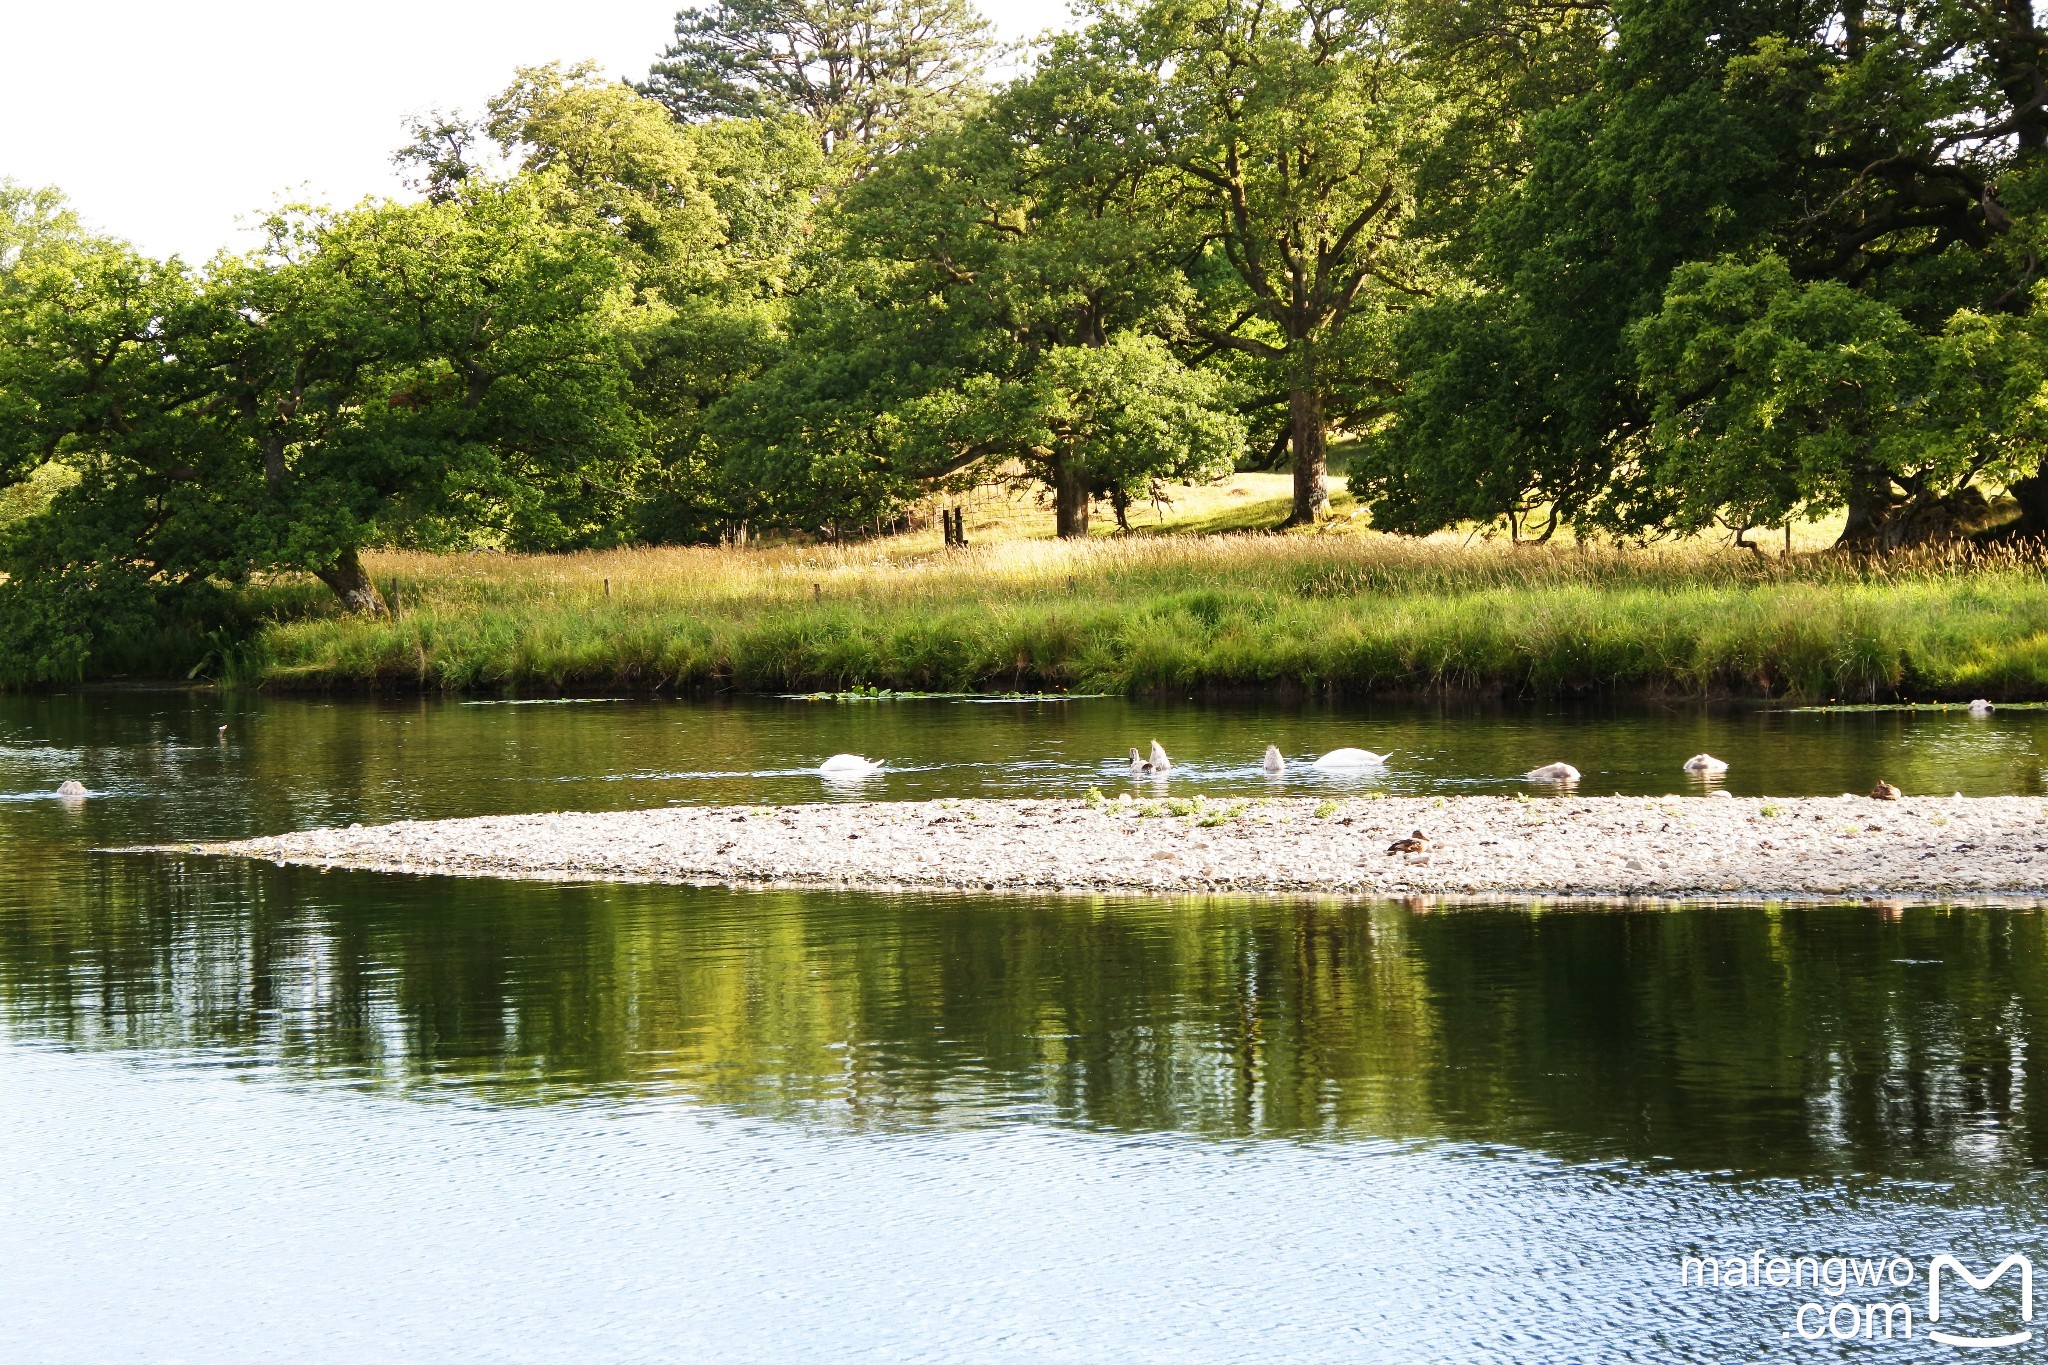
1969 699 1995 716
818 754 884 777
55 780 86 798
1386 829 1432 855
1312 747 1388 770
1683 753 1729 774
1262 745 1286 775
1524 762 1580 783
1870 780 1902 801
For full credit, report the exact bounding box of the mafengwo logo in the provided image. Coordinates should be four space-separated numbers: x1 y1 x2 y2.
1680 1249 2032 1346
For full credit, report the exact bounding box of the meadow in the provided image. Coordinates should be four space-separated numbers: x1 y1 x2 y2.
246 520 2048 701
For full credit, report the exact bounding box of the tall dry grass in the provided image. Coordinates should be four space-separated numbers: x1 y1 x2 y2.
254 536 2048 699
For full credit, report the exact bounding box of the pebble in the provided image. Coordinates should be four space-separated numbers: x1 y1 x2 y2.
177 795 2048 902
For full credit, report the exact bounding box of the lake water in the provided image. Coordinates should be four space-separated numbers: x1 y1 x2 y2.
4 692 2047 1361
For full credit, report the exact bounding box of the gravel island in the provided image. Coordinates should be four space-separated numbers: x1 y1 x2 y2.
185 793 2048 902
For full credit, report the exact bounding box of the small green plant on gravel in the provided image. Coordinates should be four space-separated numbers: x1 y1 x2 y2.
1760 803 1781 817
1195 800 1250 827
1314 800 1340 818
1085 786 1107 809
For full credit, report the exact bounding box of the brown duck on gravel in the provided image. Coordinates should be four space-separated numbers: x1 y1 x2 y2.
1870 781 1903 801
1387 830 1432 855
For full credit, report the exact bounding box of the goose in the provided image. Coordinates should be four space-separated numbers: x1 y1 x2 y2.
1262 745 1286 774
1524 762 1580 783
1683 753 1729 774
818 754 884 777
1870 780 1902 801
1312 747 1388 770
1386 829 1431 855
1969 699 1995 716
55 780 86 797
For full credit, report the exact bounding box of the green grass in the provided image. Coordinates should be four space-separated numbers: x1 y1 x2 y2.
239 536 2048 700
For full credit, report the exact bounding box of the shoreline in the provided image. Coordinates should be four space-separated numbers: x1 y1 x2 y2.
178 794 2048 903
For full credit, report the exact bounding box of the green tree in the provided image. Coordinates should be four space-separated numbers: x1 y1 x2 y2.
1364 0 2048 546
1115 0 1435 525
404 65 829 543
710 36 1245 538
897 334 1246 535
0 179 643 647
641 0 997 159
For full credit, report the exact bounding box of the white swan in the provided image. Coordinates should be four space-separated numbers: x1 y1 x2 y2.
1969 699 1995 716
1128 744 1171 776
1682 753 1729 774
1313 747 1387 770
1262 745 1286 774
818 754 884 776
55 780 86 797
1524 762 1580 782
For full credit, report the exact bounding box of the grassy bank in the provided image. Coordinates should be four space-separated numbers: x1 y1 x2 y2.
249 537 2048 700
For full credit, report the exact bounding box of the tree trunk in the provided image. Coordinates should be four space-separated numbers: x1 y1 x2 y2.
2001 470 2048 541
1285 389 1328 526
1835 461 1898 549
1054 448 1091 539
314 546 390 616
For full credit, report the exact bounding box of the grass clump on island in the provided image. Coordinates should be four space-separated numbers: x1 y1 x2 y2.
250 534 2048 701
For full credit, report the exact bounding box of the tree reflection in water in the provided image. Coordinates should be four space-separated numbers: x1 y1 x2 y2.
2 851 2043 1178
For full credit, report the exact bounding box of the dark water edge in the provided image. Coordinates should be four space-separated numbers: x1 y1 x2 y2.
6 692 2048 1361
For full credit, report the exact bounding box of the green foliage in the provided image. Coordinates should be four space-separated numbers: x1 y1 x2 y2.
0 178 646 678
640 0 995 159
0 568 140 685
1363 0 2048 545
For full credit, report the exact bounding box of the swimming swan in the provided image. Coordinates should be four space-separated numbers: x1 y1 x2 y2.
1524 762 1580 783
1312 747 1388 770
1128 742 1171 776
1683 754 1729 774
1262 745 1286 774
1969 699 1995 716
55 780 86 797
818 754 884 776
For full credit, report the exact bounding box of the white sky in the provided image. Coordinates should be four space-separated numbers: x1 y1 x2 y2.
0 0 1076 263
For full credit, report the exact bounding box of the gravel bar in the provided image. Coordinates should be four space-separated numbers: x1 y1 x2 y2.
179 794 2048 902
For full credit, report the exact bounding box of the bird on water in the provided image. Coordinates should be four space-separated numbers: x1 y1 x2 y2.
1130 741 1171 775
1313 748 1387 770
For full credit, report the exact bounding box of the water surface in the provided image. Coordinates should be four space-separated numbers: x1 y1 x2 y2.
3 693 2046 1361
